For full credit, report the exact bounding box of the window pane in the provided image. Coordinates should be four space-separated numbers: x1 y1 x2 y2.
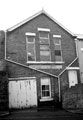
55 45 61 50
40 45 49 50
40 51 50 56
42 91 45 97
54 38 60 44
55 50 61 56
42 85 45 90
28 36 34 42
40 51 50 61
40 56 50 61
40 39 49 44
27 43 35 61
41 79 50 85
45 85 49 90
42 91 50 97
55 55 62 61
39 32 49 38
45 91 50 97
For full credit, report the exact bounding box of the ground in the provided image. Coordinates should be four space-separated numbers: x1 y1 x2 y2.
0 109 83 120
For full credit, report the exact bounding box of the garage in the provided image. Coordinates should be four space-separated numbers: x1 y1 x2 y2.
9 78 37 109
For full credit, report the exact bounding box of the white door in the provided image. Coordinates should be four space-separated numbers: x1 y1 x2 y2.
68 70 78 88
9 78 37 109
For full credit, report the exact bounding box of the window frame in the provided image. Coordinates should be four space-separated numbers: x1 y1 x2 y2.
26 33 36 62
41 78 51 99
39 28 51 61
53 35 62 61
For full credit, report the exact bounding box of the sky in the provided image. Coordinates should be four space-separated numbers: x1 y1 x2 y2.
0 0 83 34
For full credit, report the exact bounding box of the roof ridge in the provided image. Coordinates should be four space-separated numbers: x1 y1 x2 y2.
7 10 75 36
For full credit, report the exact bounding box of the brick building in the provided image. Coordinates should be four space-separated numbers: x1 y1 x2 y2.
4 10 80 109
0 31 8 111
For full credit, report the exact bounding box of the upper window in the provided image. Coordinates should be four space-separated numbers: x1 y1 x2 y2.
26 33 36 62
41 78 51 98
53 35 62 61
39 28 51 61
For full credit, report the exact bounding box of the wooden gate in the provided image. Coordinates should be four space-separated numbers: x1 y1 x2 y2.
9 78 37 109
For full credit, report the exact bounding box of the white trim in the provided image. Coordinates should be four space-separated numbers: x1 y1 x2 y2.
41 77 51 99
25 32 36 36
81 48 83 52
38 28 50 32
76 34 83 39
5 59 58 78
53 35 61 38
26 61 64 64
40 98 54 102
26 36 36 62
7 10 75 36
9 77 36 81
66 67 80 70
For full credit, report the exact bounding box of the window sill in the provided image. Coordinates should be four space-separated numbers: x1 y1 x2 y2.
27 61 64 65
40 98 54 102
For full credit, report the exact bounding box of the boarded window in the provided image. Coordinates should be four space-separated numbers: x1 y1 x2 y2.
39 31 51 61
53 36 62 61
39 32 49 38
41 78 51 98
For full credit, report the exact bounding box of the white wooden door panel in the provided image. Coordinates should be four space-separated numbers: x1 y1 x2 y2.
68 70 78 87
9 79 37 109
30 80 37 106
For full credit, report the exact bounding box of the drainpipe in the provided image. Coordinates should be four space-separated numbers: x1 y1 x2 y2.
58 76 61 102
5 30 7 60
75 37 82 83
74 38 78 57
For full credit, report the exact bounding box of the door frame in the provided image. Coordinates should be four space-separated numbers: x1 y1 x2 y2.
67 67 79 88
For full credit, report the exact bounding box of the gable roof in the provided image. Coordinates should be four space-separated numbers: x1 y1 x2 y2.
7 9 75 36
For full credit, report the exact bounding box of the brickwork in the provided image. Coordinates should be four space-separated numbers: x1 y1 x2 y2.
6 13 77 76
7 61 59 105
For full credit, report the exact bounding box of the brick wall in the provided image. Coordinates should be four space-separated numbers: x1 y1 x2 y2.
6 13 77 75
7 61 59 105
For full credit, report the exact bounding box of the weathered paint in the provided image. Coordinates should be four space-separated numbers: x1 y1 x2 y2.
9 78 37 109
68 70 78 87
